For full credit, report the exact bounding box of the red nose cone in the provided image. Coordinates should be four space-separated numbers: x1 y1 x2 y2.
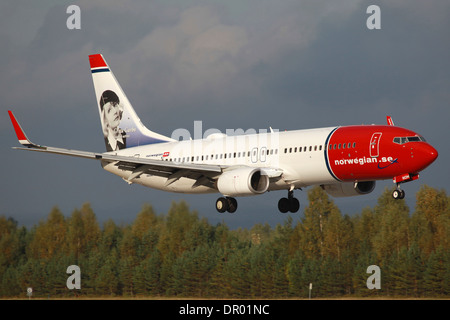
429 145 438 163
417 143 438 171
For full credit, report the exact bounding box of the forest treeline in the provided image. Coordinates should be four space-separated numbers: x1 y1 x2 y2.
0 185 448 298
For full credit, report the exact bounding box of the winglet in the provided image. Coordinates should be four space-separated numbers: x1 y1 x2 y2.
386 116 395 126
8 111 45 149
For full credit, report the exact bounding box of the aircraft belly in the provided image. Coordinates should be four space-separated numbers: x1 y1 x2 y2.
102 162 216 194
138 175 217 194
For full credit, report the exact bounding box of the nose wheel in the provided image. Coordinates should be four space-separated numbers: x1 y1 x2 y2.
278 190 300 213
392 188 405 200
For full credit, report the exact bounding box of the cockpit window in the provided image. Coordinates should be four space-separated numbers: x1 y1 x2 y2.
393 136 426 144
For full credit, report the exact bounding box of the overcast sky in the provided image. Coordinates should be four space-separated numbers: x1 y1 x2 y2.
1 0 448 229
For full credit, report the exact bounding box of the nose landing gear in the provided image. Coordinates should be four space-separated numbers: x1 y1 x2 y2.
392 186 406 200
392 173 420 200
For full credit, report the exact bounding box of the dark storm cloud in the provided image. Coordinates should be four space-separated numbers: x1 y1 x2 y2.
1 0 448 228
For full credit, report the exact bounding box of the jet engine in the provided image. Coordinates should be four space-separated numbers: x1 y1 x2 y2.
321 181 376 197
217 167 269 197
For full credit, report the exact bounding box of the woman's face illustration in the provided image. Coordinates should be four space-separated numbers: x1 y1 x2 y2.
104 101 121 129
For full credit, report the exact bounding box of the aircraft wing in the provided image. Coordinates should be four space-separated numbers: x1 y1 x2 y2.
8 111 282 188
8 111 222 183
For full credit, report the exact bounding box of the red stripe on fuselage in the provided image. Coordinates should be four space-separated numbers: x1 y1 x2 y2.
327 125 422 181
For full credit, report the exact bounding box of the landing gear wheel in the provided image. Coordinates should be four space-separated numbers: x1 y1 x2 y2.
289 197 300 213
216 197 238 213
278 195 300 213
216 197 228 213
392 189 405 200
226 197 238 213
278 198 290 213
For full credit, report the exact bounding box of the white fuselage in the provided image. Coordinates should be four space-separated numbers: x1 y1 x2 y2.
102 127 337 194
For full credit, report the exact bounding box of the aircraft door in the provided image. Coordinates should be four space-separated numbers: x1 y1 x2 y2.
251 147 258 163
260 147 267 163
369 132 382 157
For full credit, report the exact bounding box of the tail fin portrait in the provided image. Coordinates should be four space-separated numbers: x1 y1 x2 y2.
89 54 173 151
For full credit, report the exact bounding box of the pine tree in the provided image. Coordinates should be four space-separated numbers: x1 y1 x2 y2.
423 247 448 296
143 249 163 296
27 207 67 260
287 249 307 297
412 185 449 255
131 204 160 259
66 209 84 261
372 187 410 262
119 255 138 296
79 203 101 253
95 248 120 296
1 266 20 297
353 207 375 254
299 186 342 259
157 201 199 257
352 250 379 296
223 246 251 298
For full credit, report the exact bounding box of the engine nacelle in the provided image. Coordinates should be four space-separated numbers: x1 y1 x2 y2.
217 167 270 197
321 181 376 197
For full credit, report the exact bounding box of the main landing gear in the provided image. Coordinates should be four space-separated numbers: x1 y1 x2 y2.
216 197 238 213
278 190 300 213
215 189 301 214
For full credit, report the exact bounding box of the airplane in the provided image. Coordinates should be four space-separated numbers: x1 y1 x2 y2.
8 54 438 214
